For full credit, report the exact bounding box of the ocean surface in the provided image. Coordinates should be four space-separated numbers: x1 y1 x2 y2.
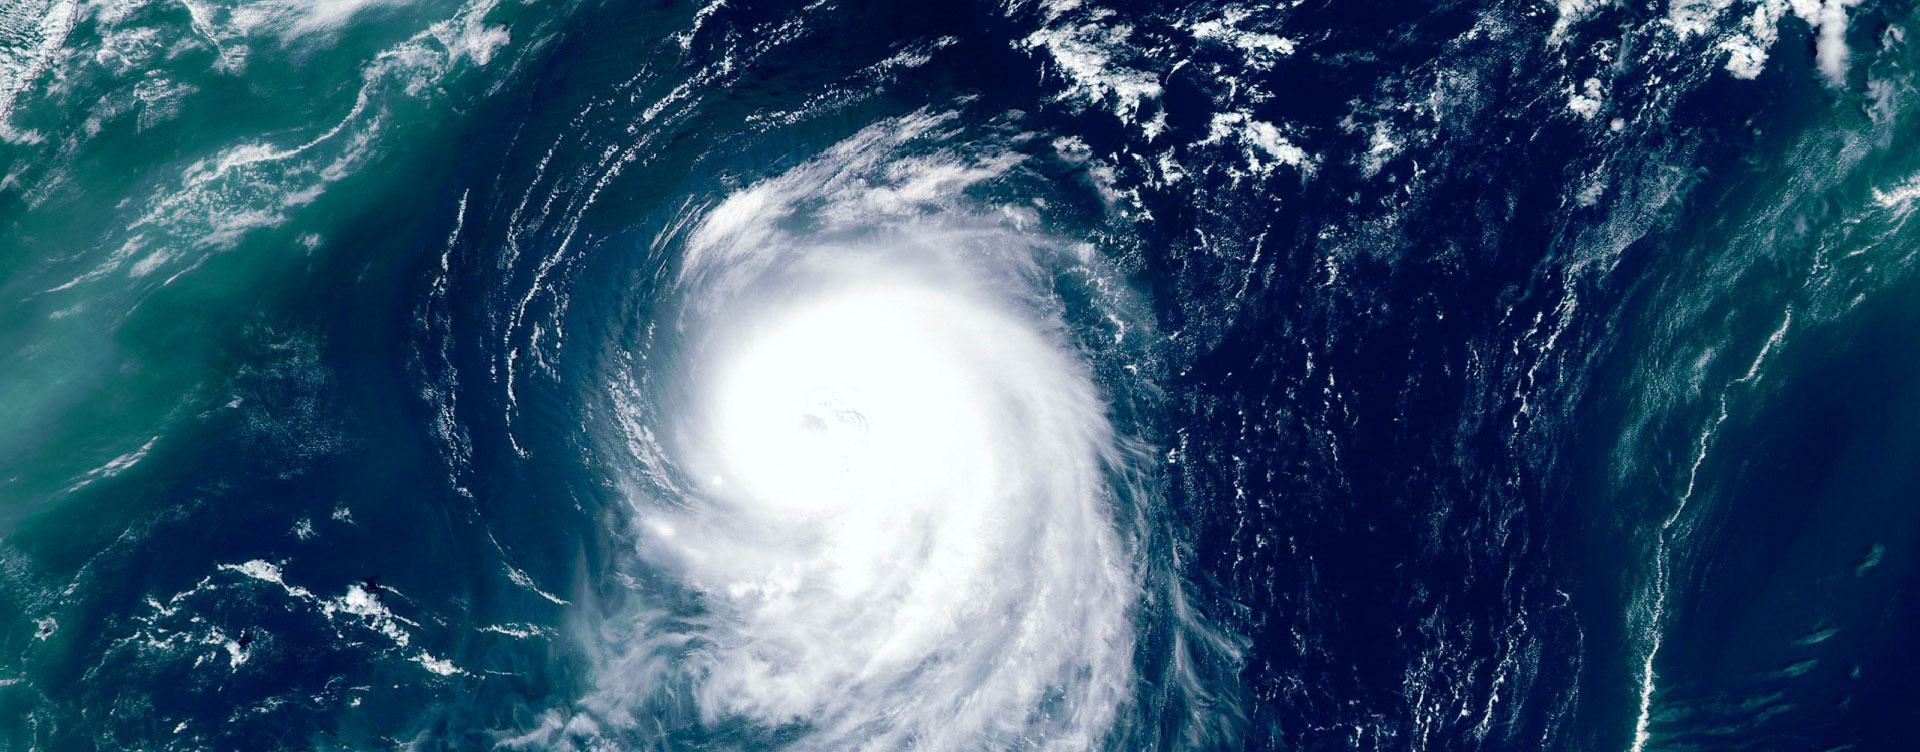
4 0 1920 749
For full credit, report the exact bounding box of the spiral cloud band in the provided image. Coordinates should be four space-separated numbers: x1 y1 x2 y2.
568 113 1185 750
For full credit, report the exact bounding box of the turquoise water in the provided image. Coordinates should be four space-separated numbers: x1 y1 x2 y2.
6 0 1920 749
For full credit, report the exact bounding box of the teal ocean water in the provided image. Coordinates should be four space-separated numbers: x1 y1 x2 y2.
5 0 1920 749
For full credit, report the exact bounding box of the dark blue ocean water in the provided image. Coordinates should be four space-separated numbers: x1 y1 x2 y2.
5 0 1920 749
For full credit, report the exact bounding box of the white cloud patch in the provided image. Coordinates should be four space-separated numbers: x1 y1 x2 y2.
1668 0 1861 85
1199 111 1314 180
1024 18 1162 125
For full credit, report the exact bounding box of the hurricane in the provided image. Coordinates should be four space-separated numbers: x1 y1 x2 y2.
7 0 1920 750
543 118 1218 750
